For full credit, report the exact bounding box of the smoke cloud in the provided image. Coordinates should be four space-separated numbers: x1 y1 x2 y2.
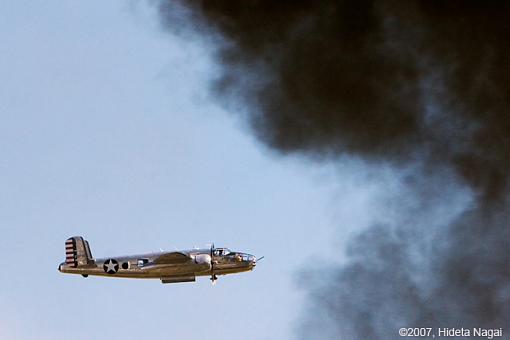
157 1 510 338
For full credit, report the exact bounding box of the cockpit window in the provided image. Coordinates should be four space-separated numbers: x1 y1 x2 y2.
214 248 231 256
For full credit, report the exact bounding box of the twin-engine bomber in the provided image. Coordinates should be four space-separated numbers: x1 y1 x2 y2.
58 236 262 284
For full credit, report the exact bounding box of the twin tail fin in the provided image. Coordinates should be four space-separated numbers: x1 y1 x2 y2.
65 236 95 267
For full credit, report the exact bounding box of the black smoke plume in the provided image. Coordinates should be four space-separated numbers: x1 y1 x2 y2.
157 1 510 338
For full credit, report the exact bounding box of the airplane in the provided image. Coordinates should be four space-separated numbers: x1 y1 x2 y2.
58 236 262 284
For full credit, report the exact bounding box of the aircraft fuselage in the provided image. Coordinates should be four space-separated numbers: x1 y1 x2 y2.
58 237 258 284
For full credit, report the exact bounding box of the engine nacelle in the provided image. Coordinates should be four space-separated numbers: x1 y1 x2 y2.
194 254 211 265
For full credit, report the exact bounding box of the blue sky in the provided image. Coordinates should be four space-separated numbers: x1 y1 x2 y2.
0 2 405 339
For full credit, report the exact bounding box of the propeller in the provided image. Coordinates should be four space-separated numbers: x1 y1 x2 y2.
256 256 265 262
210 243 217 284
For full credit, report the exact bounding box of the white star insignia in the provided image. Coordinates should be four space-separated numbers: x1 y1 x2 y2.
104 259 118 273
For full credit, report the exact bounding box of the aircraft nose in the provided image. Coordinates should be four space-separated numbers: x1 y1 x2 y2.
253 256 264 266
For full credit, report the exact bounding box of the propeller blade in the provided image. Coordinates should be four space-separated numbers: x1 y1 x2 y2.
256 256 265 262
210 242 215 282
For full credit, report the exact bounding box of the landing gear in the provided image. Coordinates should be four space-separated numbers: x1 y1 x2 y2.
82 274 88 278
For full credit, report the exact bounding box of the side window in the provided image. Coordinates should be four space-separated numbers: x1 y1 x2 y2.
137 259 149 267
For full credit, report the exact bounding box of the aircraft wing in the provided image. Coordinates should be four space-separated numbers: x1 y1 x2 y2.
153 252 191 265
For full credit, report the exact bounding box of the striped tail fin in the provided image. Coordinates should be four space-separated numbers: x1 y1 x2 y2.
65 236 94 267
